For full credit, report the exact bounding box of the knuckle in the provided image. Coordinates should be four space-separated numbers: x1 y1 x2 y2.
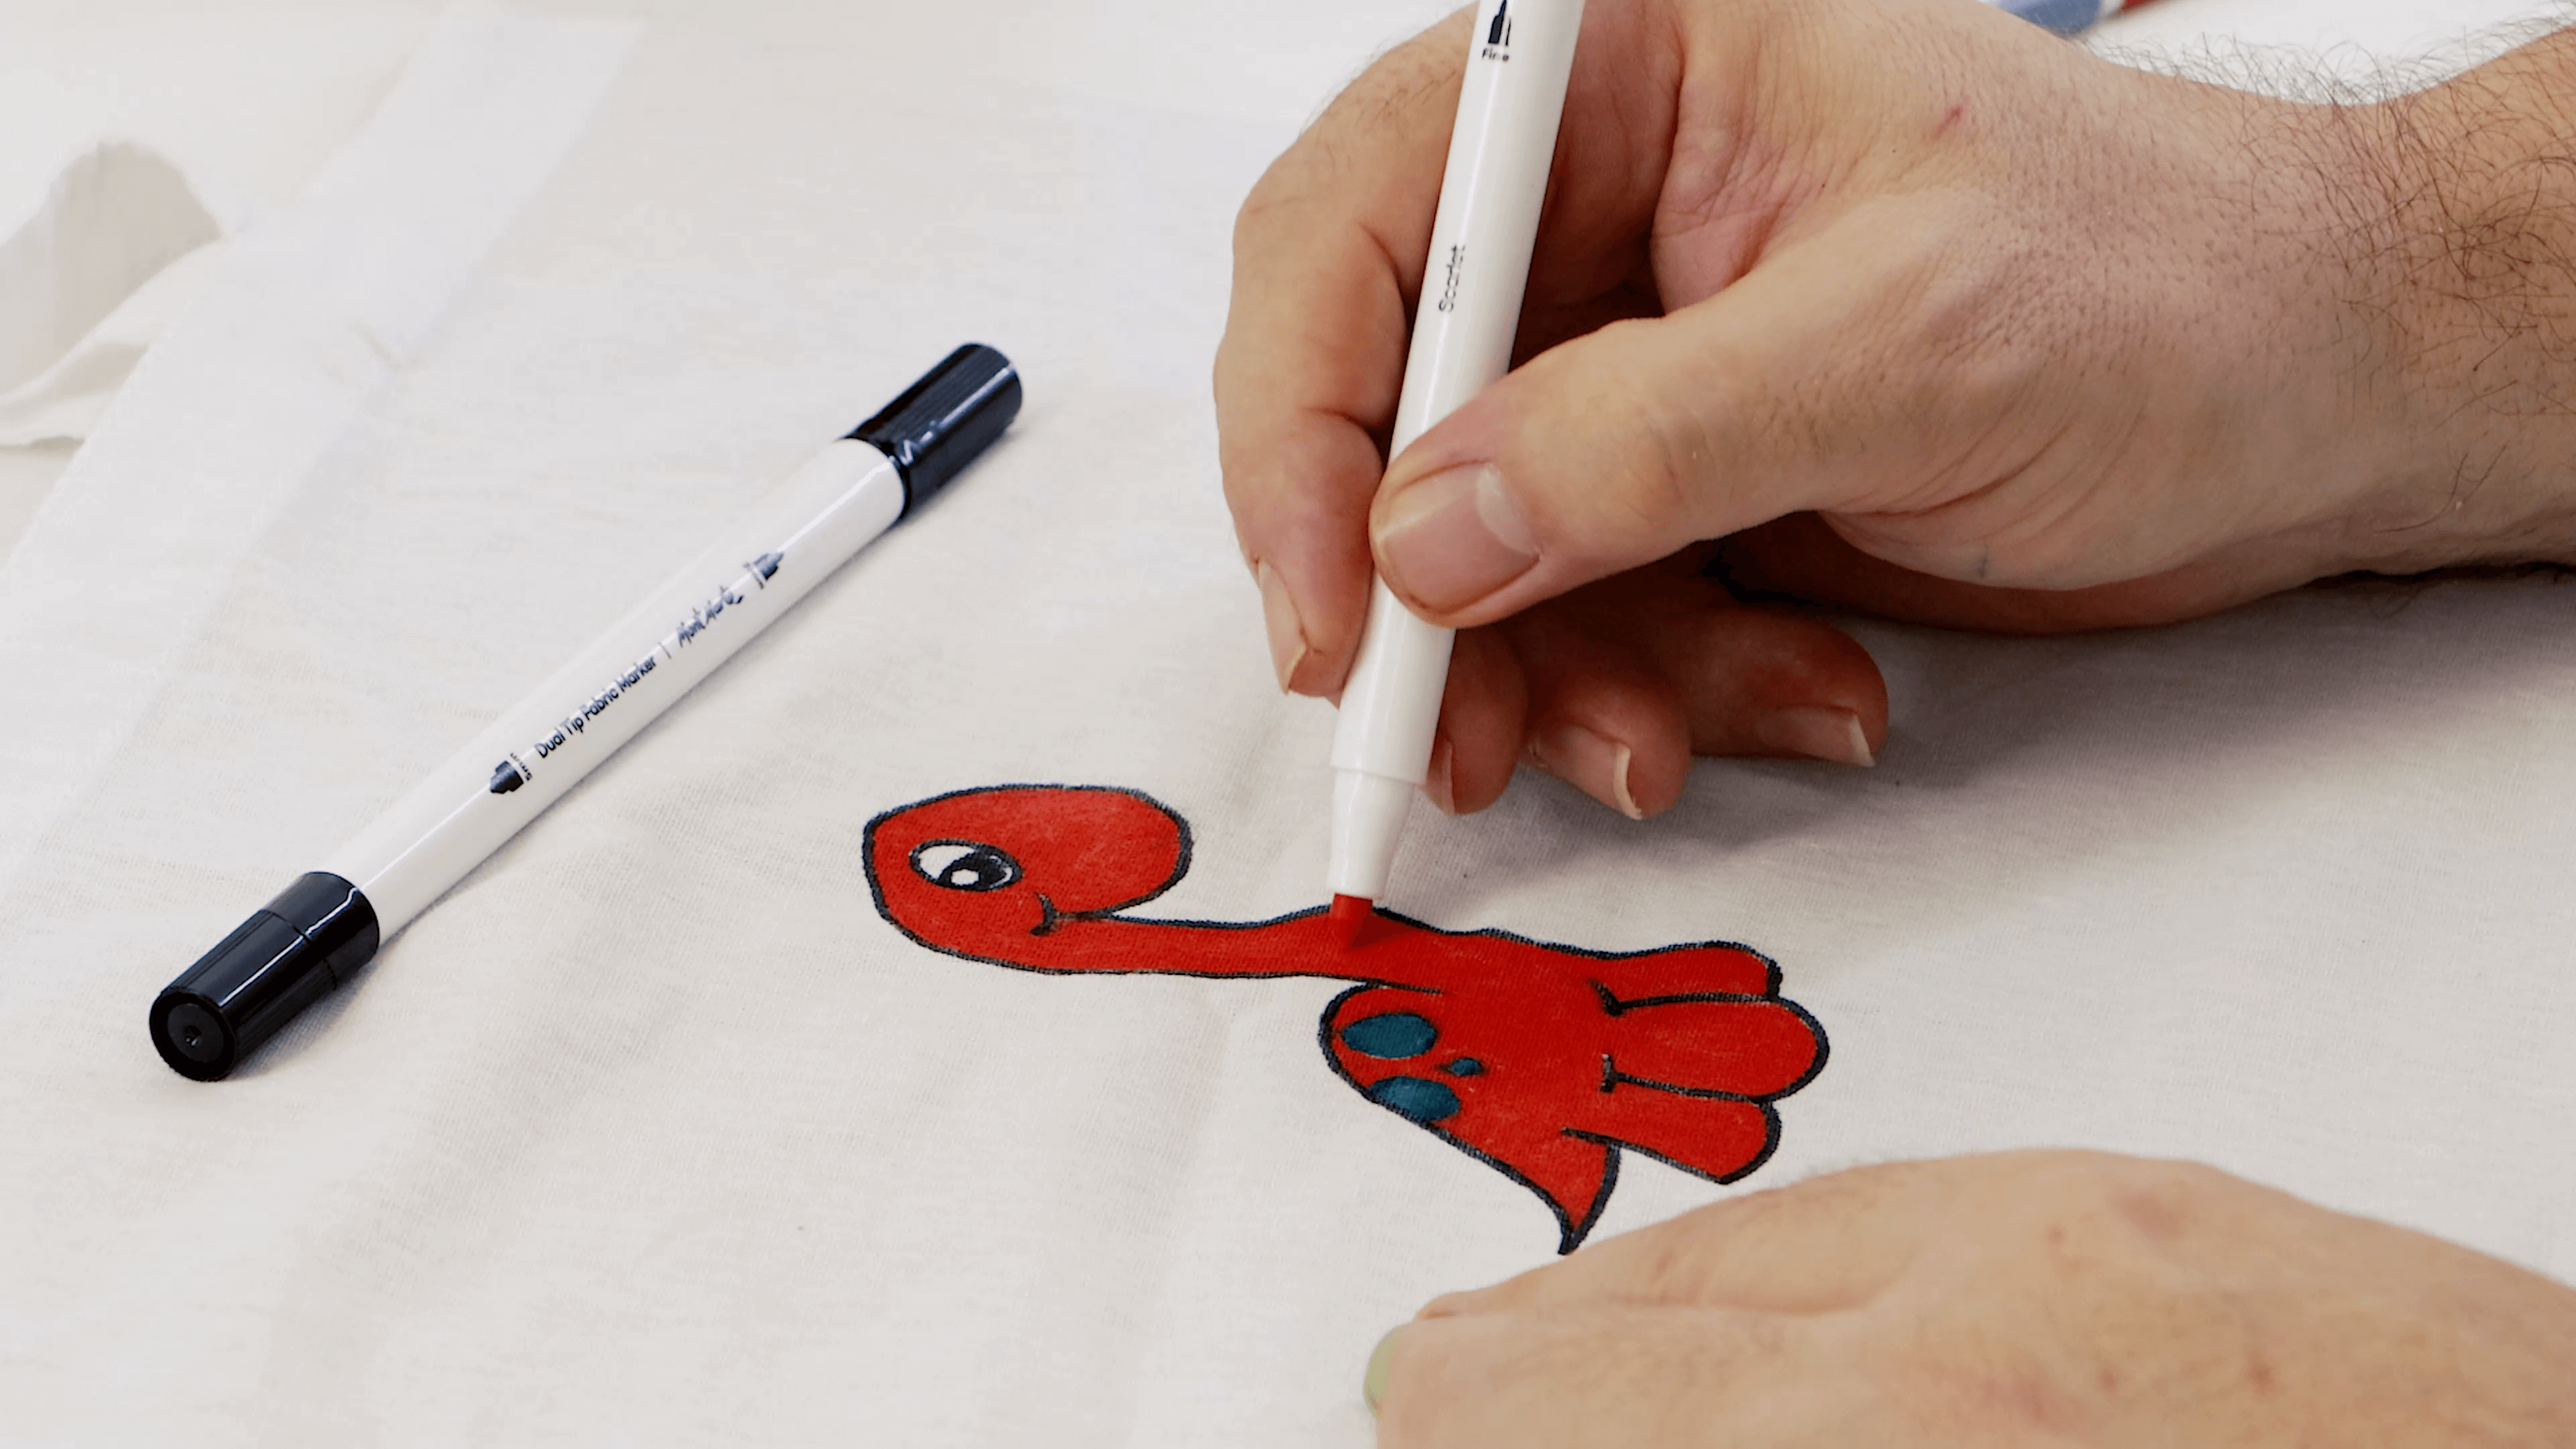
1374 1324 1488 1443
2021 1152 2228 1256
1230 162 1306 262
1622 1227 1710 1299
2102 1159 2232 1243
1328 17 1466 131
1242 15 1461 267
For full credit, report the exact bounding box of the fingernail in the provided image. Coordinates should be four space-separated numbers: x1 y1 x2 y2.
1756 706 1875 767
1363 1326 1403 1415
1255 560 1309 693
1534 722 1643 819
1375 464 1538 613
1423 735 1458 815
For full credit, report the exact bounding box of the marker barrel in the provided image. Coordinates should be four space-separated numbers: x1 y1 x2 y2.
1326 0 1582 901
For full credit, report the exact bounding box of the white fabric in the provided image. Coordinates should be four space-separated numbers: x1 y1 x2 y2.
0 0 442 564
0 142 223 557
0 0 439 231
0 144 216 407
0 4 635 890
3 1 2572 1445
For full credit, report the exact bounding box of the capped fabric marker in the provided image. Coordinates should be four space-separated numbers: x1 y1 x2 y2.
150 343 1021 1081
1326 0 1581 927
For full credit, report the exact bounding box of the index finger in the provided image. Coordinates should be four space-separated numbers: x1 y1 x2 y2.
1216 3 1682 698
1214 11 1470 698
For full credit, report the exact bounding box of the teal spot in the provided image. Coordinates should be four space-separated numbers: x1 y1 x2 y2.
1442 1058 1485 1077
1341 1012 1438 1059
1367 1075 1460 1124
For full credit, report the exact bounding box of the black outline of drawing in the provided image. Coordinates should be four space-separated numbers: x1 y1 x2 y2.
862 784 1829 1254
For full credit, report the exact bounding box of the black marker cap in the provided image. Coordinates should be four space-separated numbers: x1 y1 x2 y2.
150 873 380 1081
849 343 1020 517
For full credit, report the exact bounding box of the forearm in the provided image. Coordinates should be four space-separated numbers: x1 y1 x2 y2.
2330 29 2576 568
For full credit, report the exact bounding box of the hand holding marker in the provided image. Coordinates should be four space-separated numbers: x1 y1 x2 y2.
1325 0 2152 929
150 345 1020 1081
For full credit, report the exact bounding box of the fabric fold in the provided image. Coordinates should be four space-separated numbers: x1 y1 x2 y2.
0 140 219 411
0 3 637 896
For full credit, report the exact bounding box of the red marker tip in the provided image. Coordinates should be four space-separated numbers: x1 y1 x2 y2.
1329 894 1375 947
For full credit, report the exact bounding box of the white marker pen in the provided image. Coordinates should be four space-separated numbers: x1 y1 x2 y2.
1328 0 1580 924
150 344 1021 1081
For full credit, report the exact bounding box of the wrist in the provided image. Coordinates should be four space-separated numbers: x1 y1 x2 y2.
2321 40 2576 571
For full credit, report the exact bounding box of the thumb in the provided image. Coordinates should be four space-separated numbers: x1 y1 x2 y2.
1368 264 1868 629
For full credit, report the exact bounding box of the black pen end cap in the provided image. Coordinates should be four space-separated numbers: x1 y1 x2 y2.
150 873 380 1082
850 343 1021 517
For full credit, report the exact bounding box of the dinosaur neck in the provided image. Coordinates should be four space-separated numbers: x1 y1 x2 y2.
948 906 1383 983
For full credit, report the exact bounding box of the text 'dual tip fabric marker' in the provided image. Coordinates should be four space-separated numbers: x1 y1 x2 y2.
150 343 1021 1081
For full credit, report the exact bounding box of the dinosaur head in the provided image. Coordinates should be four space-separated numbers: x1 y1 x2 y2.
863 785 1191 964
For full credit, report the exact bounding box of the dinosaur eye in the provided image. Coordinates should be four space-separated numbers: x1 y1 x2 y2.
911 841 1022 892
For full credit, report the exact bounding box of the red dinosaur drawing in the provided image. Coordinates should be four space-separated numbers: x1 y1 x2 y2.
864 785 1826 1251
